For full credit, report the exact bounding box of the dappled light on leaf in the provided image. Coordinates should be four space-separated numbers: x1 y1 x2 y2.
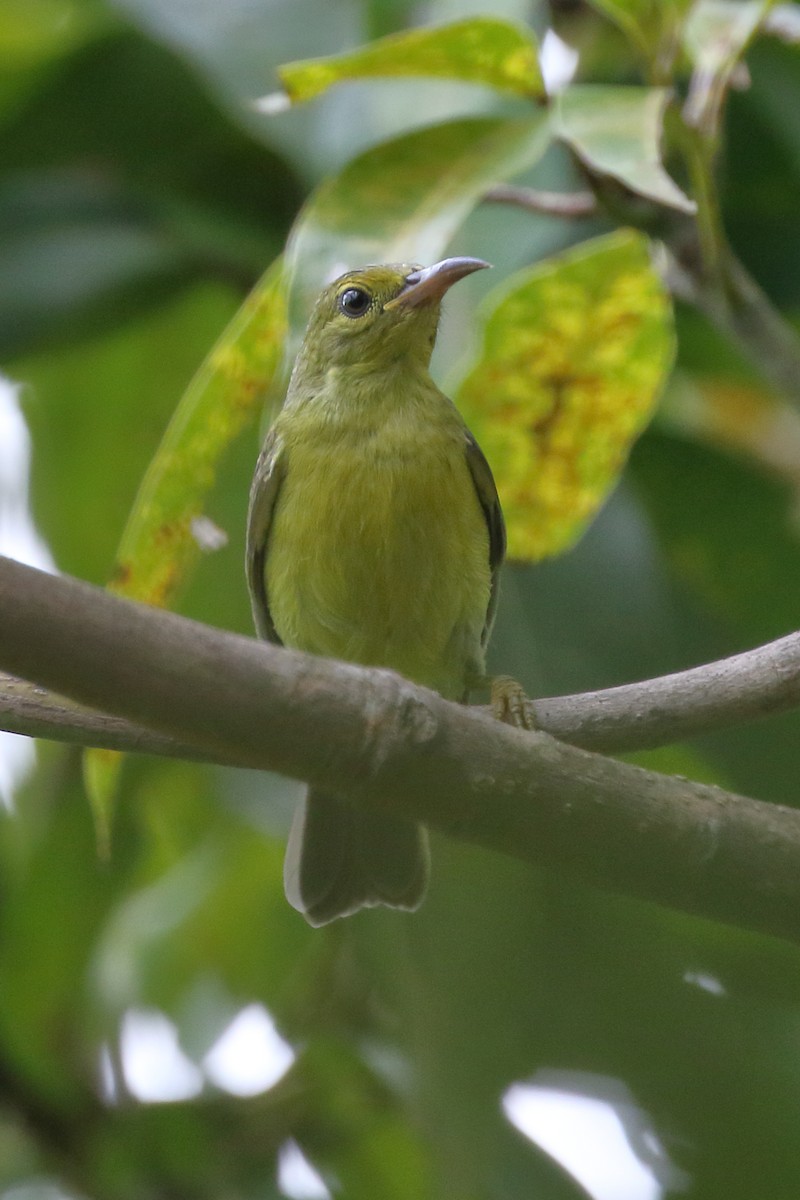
277 1141 331 1200
203 1003 295 1097
456 231 675 561
119 1007 203 1103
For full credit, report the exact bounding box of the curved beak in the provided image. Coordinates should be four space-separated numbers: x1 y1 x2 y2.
385 256 491 310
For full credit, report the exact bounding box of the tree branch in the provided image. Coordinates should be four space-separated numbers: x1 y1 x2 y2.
2 627 799 759
0 673 224 762
536 630 800 751
2 555 800 944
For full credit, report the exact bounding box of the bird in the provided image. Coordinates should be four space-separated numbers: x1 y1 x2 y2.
246 256 509 926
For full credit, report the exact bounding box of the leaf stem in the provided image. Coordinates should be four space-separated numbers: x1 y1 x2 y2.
678 116 727 288
660 105 800 410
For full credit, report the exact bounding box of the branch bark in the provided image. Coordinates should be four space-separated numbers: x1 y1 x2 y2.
2 628 799 758
2 555 800 944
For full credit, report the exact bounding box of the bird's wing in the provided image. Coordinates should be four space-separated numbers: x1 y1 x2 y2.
246 427 287 643
464 430 506 645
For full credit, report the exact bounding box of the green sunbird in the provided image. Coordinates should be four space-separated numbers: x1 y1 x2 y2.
247 257 508 926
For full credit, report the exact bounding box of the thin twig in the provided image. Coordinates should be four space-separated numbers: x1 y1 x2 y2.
534 630 800 751
483 183 598 219
715 257 800 410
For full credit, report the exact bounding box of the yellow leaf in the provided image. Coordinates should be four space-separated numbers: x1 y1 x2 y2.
109 257 287 609
455 230 675 561
84 258 287 847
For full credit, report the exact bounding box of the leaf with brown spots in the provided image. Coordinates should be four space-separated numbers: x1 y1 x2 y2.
85 258 286 848
110 256 286 610
455 231 675 561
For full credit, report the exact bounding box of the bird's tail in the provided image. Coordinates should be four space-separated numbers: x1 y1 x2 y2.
283 788 430 927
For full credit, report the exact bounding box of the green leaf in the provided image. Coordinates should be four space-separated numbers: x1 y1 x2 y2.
17 282 242 585
0 170 187 359
0 0 102 63
0 766 121 1110
0 0 107 117
267 17 544 110
0 31 297 359
584 0 694 66
455 230 675 561
683 0 776 133
286 113 549 327
631 427 800 643
553 84 696 213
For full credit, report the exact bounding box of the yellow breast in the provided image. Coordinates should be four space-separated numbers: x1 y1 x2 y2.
265 399 491 699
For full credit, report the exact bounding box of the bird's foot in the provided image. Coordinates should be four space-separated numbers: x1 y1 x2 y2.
490 675 537 731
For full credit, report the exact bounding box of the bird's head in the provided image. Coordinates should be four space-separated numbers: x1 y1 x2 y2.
294 257 490 381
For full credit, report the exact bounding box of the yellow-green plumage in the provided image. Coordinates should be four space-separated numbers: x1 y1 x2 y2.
267 391 491 696
247 258 505 926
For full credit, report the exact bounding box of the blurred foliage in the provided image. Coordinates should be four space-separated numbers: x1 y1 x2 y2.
3 1 800 1199
552 83 696 210
273 16 546 104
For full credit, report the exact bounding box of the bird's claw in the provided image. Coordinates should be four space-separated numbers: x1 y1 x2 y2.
490 675 537 731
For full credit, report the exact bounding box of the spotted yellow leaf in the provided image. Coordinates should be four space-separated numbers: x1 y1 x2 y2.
85 257 287 851
456 230 675 561
108 257 287 608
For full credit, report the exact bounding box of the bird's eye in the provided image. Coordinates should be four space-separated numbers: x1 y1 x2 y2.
338 287 372 318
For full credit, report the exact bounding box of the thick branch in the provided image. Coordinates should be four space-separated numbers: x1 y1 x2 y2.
2 628 799 759
0 674 222 762
1 555 800 944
